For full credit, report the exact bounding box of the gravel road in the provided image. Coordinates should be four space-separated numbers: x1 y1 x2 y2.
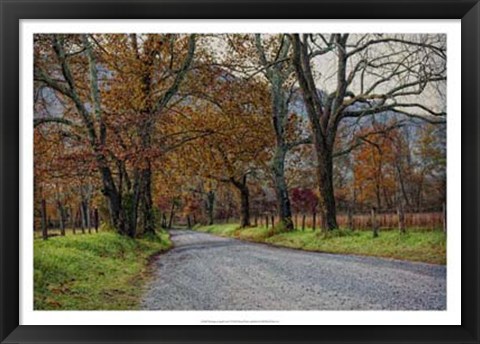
141 230 446 310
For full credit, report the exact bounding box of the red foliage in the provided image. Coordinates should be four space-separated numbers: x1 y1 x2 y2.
291 188 318 213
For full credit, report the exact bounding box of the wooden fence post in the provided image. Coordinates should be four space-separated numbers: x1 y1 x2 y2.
312 211 316 231
397 205 405 234
88 209 92 234
371 207 379 238
41 198 48 240
254 216 258 227
301 214 306 231
94 208 99 233
187 215 192 228
71 207 76 235
266 216 269 229
271 216 274 229
348 207 354 231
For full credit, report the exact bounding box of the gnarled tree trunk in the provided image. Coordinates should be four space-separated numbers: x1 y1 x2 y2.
255 34 295 231
314 143 338 230
231 175 251 228
271 146 293 230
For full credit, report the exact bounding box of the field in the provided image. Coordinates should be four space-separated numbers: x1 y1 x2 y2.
34 231 171 310
195 224 446 265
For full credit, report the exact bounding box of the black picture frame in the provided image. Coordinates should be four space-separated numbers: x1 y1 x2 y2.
1 0 479 343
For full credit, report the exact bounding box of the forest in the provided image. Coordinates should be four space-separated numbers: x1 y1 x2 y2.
34 33 446 238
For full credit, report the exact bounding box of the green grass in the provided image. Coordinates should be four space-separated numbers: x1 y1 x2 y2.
34 231 171 310
194 223 241 237
194 223 278 241
194 224 446 265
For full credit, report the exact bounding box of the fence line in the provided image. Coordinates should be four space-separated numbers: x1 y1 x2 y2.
252 211 444 231
35 206 100 239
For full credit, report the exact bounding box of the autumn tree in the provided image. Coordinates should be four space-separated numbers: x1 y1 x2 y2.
412 123 446 210
215 34 315 231
34 84 102 237
353 122 401 209
165 67 273 228
34 34 196 237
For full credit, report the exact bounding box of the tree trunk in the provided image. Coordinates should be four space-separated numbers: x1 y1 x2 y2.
206 191 215 225
187 215 192 229
138 118 155 235
397 205 406 234
312 211 316 231
255 35 294 232
168 202 175 229
162 214 167 229
94 208 99 233
232 175 251 228
88 210 93 234
80 205 86 234
141 166 155 234
41 198 48 240
272 147 294 231
291 34 345 231
321 211 327 231
315 147 338 230
124 171 142 238
70 207 76 235
396 162 412 209
240 186 251 228
80 200 90 234
302 214 306 231
371 207 379 238
266 216 269 229
105 160 139 238
102 177 126 236
86 204 91 232
57 201 66 236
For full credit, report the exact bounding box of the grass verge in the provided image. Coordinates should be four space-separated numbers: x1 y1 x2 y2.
34 231 171 310
194 224 446 265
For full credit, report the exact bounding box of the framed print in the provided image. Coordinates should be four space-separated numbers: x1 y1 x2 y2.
1 0 479 343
